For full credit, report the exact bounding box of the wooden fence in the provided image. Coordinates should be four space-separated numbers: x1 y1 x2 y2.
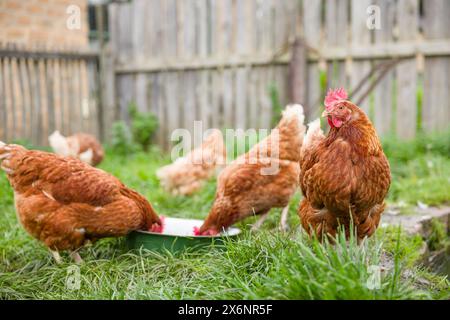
0 44 101 146
109 0 450 149
305 0 450 139
109 0 298 148
1 1 449 148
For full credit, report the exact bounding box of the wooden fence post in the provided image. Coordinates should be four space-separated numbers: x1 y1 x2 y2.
288 36 307 106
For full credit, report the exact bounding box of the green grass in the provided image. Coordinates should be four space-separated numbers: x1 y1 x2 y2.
383 130 450 206
0 133 449 300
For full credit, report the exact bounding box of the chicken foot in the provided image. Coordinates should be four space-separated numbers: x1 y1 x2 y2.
70 251 83 264
50 250 83 264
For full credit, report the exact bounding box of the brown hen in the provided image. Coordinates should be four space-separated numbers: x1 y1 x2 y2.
156 129 226 196
49 131 104 166
198 105 306 235
298 89 391 241
0 142 161 263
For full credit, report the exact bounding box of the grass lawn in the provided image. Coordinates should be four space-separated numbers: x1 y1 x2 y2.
0 132 449 299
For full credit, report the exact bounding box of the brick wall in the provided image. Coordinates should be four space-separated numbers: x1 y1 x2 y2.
0 0 89 49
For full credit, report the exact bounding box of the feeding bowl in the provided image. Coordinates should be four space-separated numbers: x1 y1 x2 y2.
126 217 241 252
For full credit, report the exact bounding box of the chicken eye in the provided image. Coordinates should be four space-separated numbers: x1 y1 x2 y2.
339 106 343 110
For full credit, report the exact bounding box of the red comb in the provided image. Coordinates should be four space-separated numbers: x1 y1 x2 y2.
324 88 348 110
149 216 165 233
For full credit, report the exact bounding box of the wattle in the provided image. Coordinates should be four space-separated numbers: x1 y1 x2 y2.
332 117 343 128
327 117 334 128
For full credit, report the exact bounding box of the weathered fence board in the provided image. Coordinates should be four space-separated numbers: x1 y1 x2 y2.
395 0 418 139
303 0 322 120
4 57 13 141
0 45 101 145
52 59 61 134
350 0 372 115
373 0 396 136
326 0 349 89
422 0 450 133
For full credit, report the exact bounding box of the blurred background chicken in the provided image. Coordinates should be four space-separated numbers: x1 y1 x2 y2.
156 129 226 196
299 89 391 241
49 131 104 166
0 142 161 263
197 104 306 235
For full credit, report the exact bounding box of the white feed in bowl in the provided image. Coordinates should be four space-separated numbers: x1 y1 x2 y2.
158 217 240 237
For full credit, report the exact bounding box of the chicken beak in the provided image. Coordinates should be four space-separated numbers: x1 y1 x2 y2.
321 110 330 118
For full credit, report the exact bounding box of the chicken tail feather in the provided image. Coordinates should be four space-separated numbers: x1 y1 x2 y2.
0 142 26 175
303 118 324 151
281 104 305 129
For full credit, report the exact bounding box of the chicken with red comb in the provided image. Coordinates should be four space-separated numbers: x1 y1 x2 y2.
298 88 391 241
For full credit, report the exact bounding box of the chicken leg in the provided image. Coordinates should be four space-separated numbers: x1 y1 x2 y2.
251 210 270 231
51 250 62 264
279 206 290 232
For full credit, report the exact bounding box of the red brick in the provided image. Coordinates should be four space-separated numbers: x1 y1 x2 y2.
5 1 22 10
6 28 25 39
28 4 42 14
29 30 50 42
47 7 63 17
17 15 31 25
0 11 8 22
2 0 88 50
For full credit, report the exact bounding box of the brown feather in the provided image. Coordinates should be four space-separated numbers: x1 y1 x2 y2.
0 144 160 251
68 133 104 166
199 105 306 234
298 101 391 241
